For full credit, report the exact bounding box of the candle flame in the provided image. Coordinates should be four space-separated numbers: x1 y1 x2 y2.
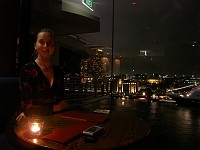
31 123 40 132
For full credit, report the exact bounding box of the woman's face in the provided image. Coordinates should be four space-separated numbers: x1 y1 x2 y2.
35 32 55 59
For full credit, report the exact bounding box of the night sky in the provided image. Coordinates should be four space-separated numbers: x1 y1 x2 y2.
78 0 200 76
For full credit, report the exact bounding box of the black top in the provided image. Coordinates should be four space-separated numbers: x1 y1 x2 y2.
19 61 65 116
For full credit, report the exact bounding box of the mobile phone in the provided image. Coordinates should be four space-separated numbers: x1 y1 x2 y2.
83 125 104 136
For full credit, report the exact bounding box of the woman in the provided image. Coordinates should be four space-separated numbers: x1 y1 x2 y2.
16 28 68 121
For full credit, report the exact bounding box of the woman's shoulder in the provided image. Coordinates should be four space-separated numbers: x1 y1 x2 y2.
23 61 36 68
53 65 63 72
20 61 38 75
53 65 64 78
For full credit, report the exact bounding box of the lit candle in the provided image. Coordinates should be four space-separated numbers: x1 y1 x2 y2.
31 123 40 132
33 138 38 144
28 119 44 136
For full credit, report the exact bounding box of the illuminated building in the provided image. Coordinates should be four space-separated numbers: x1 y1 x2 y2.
115 77 138 94
101 56 110 77
101 54 121 76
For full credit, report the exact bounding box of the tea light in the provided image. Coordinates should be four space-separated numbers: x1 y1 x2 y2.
31 123 40 132
33 138 38 144
28 119 44 136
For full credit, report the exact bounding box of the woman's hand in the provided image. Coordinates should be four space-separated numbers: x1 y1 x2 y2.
16 112 25 122
59 100 68 110
53 100 68 112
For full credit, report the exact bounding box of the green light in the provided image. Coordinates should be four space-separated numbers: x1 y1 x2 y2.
82 0 94 11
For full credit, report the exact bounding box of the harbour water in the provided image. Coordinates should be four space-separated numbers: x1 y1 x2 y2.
82 97 199 150
126 99 200 150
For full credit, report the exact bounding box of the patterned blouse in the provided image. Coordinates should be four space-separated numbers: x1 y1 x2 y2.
19 61 65 116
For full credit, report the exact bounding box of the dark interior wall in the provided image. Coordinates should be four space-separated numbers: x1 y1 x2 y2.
0 0 32 77
0 0 20 76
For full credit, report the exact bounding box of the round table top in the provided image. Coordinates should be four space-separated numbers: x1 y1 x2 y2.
14 99 150 149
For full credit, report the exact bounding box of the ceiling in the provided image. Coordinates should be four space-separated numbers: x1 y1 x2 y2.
30 0 100 57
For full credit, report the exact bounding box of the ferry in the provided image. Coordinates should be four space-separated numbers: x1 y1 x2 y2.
166 87 200 107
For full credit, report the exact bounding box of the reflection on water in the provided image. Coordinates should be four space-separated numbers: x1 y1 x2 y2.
83 98 199 150
130 99 200 150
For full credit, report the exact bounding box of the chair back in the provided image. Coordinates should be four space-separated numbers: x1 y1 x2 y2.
0 77 20 133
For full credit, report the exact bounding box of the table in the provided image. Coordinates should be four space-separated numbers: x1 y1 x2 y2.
14 98 150 149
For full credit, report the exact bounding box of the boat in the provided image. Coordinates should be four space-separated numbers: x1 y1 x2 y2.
158 96 176 103
128 93 147 99
166 87 200 107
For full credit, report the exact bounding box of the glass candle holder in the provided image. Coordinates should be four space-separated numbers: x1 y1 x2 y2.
28 118 44 137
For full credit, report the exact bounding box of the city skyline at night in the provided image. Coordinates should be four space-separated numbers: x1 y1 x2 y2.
77 0 200 76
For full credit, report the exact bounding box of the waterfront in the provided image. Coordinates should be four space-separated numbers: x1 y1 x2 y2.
83 97 199 150
125 99 200 150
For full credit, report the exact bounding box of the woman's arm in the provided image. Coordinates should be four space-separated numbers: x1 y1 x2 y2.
53 100 68 112
53 66 69 112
